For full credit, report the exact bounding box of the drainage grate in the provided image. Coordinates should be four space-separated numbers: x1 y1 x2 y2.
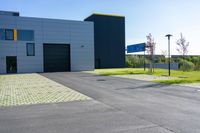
97 79 106 81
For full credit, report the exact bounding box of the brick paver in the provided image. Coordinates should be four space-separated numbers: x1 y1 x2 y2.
0 73 91 107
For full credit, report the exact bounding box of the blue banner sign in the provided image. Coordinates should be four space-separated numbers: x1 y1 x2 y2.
127 43 146 53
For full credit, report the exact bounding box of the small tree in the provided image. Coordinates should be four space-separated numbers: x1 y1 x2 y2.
146 33 156 73
176 33 189 71
176 33 189 59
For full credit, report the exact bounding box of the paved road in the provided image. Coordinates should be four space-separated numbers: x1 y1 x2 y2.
1 72 200 133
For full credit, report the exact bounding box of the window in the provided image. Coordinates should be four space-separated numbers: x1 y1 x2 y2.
0 29 5 40
26 43 35 56
5 29 14 40
17 30 34 41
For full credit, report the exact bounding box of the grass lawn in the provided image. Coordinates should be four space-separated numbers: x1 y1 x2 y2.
91 68 200 84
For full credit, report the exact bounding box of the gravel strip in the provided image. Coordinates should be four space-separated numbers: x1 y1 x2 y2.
180 83 200 89
112 74 178 81
112 74 200 89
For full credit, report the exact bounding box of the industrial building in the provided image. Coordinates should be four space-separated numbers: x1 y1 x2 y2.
85 14 125 68
0 11 125 74
0 11 94 74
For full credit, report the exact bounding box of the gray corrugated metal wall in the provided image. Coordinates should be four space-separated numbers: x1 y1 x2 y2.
0 15 94 73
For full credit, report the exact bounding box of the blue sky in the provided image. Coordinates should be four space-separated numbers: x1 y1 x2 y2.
1 0 200 55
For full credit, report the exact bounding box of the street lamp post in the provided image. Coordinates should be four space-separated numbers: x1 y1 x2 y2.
165 34 172 76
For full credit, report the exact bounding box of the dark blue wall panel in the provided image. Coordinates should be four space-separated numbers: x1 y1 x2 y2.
84 14 125 68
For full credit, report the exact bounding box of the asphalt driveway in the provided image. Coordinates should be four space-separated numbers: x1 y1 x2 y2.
1 72 200 133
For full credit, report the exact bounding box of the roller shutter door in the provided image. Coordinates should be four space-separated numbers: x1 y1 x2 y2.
43 44 70 72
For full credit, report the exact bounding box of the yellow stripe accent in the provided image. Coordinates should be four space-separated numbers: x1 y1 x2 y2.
13 29 17 41
93 13 125 18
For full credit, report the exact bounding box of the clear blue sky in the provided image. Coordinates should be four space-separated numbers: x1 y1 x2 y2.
1 0 200 55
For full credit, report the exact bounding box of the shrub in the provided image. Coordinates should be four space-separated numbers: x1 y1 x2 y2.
179 60 195 71
126 55 148 68
191 57 200 70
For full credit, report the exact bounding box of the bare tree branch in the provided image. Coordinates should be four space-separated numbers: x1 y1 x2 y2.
146 33 156 73
176 33 189 57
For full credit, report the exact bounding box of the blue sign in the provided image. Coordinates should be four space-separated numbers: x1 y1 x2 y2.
127 43 146 53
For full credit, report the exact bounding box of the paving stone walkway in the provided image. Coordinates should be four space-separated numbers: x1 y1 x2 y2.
0 73 91 107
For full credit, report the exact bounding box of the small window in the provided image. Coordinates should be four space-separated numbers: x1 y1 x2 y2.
5 29 14 40
26 43 35 56
0 29 5 40
17 30 34 41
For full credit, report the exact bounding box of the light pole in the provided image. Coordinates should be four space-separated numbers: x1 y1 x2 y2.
165 34 172 76
144 44 146 71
